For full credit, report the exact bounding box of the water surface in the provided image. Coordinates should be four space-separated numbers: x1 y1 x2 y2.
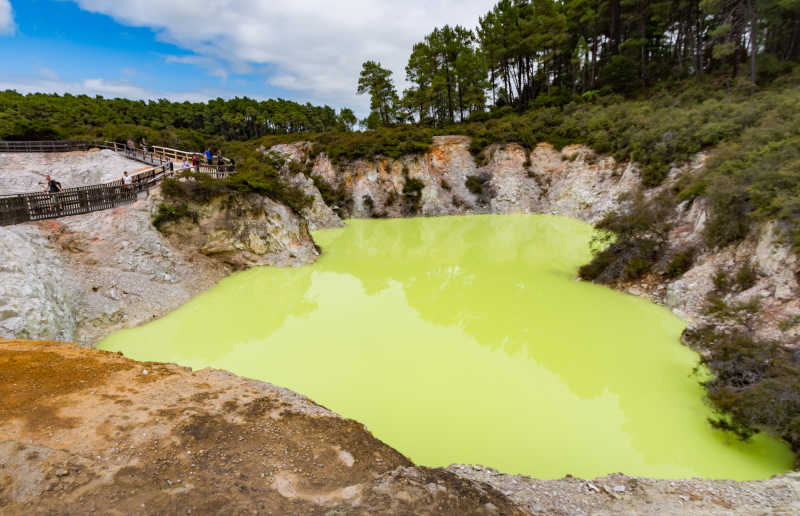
100 215 792 479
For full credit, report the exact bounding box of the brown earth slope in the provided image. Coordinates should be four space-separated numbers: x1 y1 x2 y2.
0 339 522 515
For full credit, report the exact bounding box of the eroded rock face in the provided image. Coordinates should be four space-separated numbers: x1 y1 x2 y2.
0 339 524 515
268 136 641 224
155 191 319 270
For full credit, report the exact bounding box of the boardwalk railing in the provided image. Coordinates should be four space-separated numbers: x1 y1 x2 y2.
0 141 90 153
0 164 169 226
0 140 236 226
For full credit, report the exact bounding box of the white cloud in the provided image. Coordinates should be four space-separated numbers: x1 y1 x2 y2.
70 0 495 109
0 0 15 35
0 77 217 103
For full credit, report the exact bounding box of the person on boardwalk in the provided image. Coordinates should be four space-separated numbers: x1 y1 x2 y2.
204 147 212 165
141 137 148 153
123 171 133 190
44 174 63 212
191 154 199 169
44 175 62 193
126 138 134 156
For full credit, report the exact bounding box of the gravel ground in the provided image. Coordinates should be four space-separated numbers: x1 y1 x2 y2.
448 464 800 515
0 149 140 195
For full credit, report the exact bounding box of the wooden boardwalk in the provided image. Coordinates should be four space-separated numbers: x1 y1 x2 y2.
0 141 234 226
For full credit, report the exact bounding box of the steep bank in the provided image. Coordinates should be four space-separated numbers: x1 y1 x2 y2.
0 151 318 346
3 339 799 515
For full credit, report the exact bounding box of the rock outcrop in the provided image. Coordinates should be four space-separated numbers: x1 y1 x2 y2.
269 136 640 224
154 191 319 270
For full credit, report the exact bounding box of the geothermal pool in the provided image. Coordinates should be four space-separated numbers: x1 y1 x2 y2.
99 214 793 479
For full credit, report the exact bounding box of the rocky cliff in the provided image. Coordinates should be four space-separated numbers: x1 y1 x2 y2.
270 136 641 226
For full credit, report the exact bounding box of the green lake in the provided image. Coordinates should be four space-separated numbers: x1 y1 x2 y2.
99 214 793 479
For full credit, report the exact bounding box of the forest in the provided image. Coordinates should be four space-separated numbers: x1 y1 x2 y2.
356 0 800 128
0 91 357 142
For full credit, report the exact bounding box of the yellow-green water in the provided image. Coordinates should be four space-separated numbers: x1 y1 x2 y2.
99 214 793 479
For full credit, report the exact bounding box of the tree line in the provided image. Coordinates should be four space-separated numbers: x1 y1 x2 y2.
0 90 358 141
357 0 800 127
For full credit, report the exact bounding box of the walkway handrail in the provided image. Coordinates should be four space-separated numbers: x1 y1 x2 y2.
0 140 236 226
0 164 170 226
0 141 90 153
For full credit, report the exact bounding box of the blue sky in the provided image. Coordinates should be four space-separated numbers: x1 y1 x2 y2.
0 0 493 112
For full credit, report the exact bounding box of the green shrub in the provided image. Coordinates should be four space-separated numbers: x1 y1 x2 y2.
312 175 350 211
685 326 800 456
161 151 313 215
152 202 198 229
624 256 653 280
362 195 375 215
465 175 485 195
579 190 674 283
734 263 759 291
713 268 730 291
402 177 425 214
663 248 696 279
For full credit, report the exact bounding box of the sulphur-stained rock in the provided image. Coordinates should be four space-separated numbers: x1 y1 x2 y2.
0 339 525 515
156 192 319 269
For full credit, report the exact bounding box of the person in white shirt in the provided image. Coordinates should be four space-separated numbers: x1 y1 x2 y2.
123 171 134 190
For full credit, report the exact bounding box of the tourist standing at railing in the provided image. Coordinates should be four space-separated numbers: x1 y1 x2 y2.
216 149 224 168
181 159 191 170
123 171 133 191
192 154 199 169
127 139 134 155
141 137 148 153
204 147 212 165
